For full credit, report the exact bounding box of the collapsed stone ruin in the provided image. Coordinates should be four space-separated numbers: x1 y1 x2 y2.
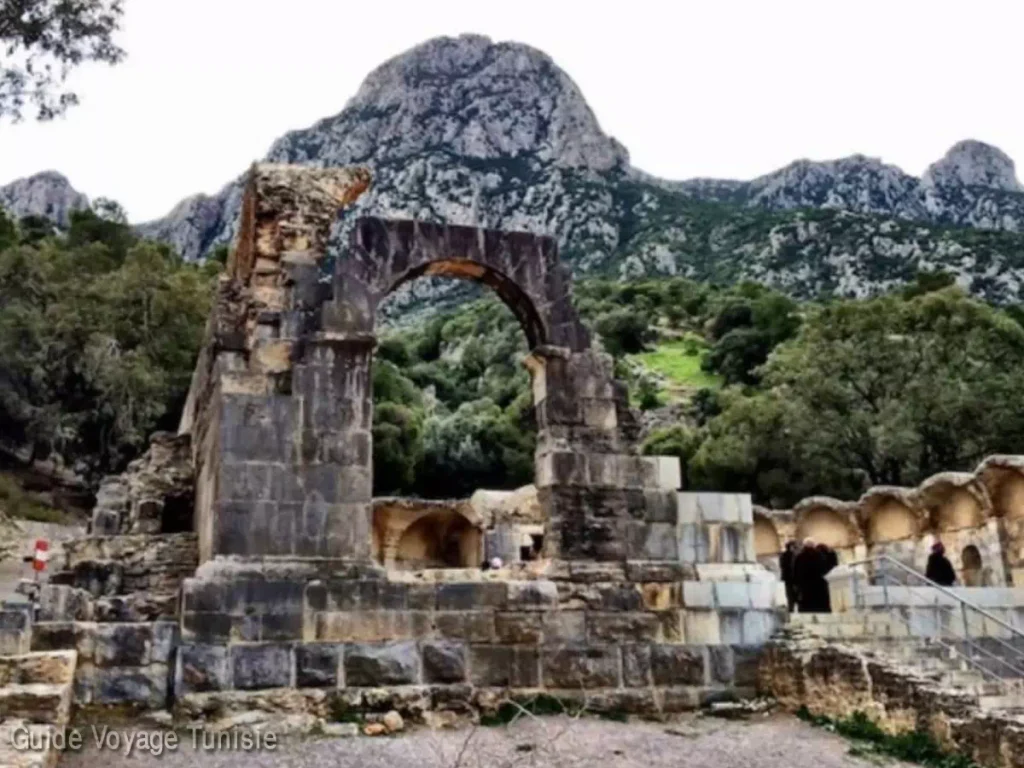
4 164 1024 767
0 165 786 739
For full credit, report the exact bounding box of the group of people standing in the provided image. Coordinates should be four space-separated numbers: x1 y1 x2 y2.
779 538 840 613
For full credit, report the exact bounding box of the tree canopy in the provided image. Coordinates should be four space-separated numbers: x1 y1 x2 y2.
1 0 125 122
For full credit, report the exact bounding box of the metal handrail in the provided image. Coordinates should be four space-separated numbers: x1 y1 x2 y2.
872 571 1024 681
846 554 1024 681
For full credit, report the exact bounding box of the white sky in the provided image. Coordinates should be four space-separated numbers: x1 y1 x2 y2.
1 0 1022 223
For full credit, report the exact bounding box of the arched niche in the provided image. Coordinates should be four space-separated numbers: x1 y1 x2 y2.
795 507 857 549
933 488 985 532
392 510 483 570
866 500 919 544
961 544 984 586
995 473 1024 521
753 513 781 557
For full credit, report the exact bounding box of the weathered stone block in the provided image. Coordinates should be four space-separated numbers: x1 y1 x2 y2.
625 561 693 582
732 645 762 687
714 582 752 610
650 645 707 686
95 624 152 667
344 641 419 686
295 643 341 688
470 645 539 688
627 522 679 560
720 612 744 644
683 610 721 645
659 686 702 712
506 581 557 610
422 641 466 684
587 612 661 642
433 612 495 643
176 644 229 694
231 643 293 690
436 583 507 611
495 613 543 644
621 644 652 687
541 612 586 643
182 612 231 643
682 581 714 609
541 646 619 688
741 610 776 645
93 665 169 708
708 646 734 684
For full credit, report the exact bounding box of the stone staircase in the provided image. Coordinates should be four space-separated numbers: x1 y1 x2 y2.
0 649 77 767
791 611 1024 718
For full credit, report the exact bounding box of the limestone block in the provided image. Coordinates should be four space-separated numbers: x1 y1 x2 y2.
659 686 703 712
541 612 586 643
495 613 543 644
708 646 734 684
640 583 677 611
714 582 752 610
421 641 466 684
470 646 539 687
506 581 558 610
682 582 714 609
625 561 692 583
541 646 619 688
436 583 507 611
719 612 743 644
652 456 682 491
94 624 152 667
586 612 661 643
741 611 776 645
93 665 169 708
628 522 678 561
295 644 341 688
344 641 419 687
650 645 707 686
175 644 229 694
433 612 495 643
232 643 293 690
749 582 776 610
621 644 652 687
683 610 721 645
643 490 678 524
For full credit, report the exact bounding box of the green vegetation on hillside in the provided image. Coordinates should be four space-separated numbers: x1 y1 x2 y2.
0 207 217 481
3 200 1023 513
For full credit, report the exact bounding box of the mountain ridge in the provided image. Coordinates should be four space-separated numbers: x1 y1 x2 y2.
5 34 1024 303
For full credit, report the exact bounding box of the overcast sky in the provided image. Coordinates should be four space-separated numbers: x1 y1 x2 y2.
1 0 1022 222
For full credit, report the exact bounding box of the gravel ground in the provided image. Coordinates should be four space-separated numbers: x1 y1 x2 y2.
58 713 903 768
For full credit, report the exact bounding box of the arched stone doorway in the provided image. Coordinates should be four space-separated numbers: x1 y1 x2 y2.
187 164 681 565
753 514 781 558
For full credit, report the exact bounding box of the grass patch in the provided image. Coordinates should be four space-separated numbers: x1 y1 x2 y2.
796 707 977 768
0 473 69 523
629 338 722 394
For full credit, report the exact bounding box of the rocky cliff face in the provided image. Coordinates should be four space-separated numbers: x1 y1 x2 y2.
0 171 89 227
8 35 1024 303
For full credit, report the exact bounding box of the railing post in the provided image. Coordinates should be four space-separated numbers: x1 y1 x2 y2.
962 602 972 663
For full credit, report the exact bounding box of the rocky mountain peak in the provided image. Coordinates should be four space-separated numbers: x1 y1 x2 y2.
267 34 628 173
922 139 1022 192
0 171 89 226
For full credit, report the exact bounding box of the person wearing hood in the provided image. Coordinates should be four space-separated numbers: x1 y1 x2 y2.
925 542 957 587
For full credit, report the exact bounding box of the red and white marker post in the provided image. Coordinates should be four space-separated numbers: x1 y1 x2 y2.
32 539 49 579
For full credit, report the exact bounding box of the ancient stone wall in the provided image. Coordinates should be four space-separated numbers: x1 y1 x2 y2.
759 627 1024 768
755 457 1024 586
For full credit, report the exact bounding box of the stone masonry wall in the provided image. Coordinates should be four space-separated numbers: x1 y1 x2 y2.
759 627 1024 768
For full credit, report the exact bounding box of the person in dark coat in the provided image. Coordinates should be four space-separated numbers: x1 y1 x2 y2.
794 538 838 613
779 541 799 611
816 542 839 612
925 542 957 586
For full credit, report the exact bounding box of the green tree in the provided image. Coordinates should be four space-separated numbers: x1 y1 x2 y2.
1 0 125 122
694 288 1024 505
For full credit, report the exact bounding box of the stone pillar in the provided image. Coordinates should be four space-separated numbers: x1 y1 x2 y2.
527 347 682 562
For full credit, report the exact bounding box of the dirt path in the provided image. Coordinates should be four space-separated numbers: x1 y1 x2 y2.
58 713 905 768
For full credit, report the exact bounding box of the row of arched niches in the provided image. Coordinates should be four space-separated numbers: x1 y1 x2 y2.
753 456 1024 587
